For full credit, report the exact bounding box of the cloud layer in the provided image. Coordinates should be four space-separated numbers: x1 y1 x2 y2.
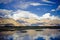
11 10 60 20
0 9 60 20
10 10 40 20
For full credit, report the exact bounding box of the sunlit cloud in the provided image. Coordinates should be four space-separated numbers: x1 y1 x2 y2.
0 9 60 20
0 9 40 20
40 13 60 20
11 10 40 20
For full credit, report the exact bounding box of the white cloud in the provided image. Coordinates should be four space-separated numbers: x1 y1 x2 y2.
0 9 12 14
40 13 51 19
42 13 50 18
13 0 51 9
0 9 12 18
10 10 40 20
14 2 30 9
0 9 40 20
40 13 60 20
51 5 60 11
30 2 49 6
0 0 13 4
0 0 54 9
51 9 56 11
42 0 55 4
30 3 41 6
0 9 60 20
11 10 60 21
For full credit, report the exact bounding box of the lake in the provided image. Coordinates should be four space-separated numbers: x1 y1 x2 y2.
0 29 60 40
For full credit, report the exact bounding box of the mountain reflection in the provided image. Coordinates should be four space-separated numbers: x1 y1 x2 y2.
0 29 60 40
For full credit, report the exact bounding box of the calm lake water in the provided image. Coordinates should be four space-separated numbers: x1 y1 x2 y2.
0 29 60 40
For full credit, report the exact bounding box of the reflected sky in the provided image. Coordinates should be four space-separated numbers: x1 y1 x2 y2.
0 29 60 40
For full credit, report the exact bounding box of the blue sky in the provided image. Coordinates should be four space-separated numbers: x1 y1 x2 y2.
0 0 60 19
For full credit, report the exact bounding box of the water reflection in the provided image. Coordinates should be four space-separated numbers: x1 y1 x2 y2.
0 29 60 40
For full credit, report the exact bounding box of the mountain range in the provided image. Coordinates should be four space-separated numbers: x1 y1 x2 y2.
0 17 60 26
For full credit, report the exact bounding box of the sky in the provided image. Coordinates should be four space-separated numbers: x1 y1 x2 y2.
0 0 60 20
